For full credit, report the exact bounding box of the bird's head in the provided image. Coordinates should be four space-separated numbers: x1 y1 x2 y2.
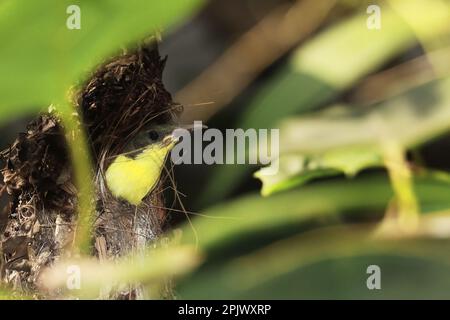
104 124 181 205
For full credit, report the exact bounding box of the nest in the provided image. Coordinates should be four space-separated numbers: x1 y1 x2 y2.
0 43 180 298
81 45 181 161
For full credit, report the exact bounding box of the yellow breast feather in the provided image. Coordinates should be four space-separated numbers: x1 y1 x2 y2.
105 141 174 205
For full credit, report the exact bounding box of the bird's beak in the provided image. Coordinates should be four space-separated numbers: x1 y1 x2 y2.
162 123 207 147
162 134 180 148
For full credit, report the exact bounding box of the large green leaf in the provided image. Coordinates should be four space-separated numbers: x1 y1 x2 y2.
0 287 30 300
181 174 450 253
0 0 203 121
198 1 450 207
256 77 450 195
255 147 382 196
39 245 201 299
178 225 450 299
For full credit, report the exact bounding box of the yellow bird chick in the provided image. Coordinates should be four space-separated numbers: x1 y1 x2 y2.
105 127 178 205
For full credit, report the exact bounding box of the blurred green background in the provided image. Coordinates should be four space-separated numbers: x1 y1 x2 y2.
1 0 450 299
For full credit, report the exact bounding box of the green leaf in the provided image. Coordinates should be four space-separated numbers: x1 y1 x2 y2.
39 245 201 299
255 148 382 196
181 174 450 253
0 0 203 121
178 224 450 299
0 287 30 300
198 1 449 207
256 77 450 195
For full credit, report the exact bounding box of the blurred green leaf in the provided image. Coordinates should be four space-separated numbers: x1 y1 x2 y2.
0 0 203 121
255 147 382 196
256 77 450 195
182 174 450 253
0 287 30 300
199 1 449 207
389 0 450 44
178 225 450 299
40 245 201 299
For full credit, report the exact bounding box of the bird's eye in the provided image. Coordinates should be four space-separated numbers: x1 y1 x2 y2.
148 130 159 141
